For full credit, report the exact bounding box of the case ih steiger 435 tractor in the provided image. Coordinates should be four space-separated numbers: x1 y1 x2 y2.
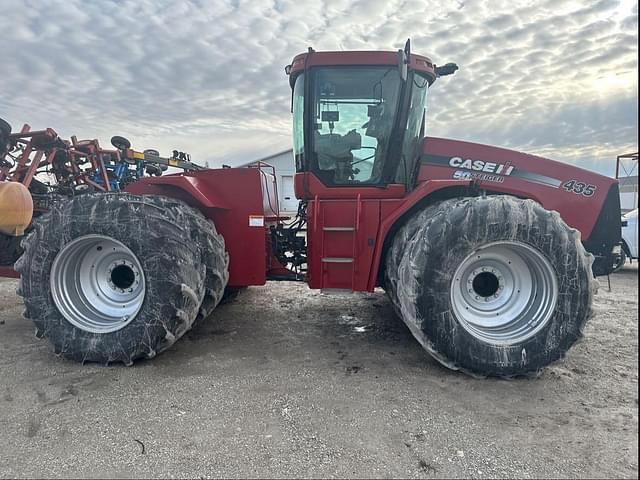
0 42 621 377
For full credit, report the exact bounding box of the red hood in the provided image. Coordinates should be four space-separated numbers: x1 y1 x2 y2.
419 136 618 240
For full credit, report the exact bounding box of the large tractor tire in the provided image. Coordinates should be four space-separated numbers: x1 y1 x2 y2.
15 193 228 364
189 215 229 321
385 195 594 377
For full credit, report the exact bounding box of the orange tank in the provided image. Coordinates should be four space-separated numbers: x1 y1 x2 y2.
0 182 33 235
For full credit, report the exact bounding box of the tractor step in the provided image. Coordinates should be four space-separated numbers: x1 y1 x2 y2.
321 257 354 263
323 226 355 232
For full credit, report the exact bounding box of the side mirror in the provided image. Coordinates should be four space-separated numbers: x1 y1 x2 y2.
435 63 459 77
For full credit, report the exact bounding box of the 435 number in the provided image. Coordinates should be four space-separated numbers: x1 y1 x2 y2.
562 180 596 197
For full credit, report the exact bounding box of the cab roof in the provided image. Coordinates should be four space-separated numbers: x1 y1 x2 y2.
287 50 436 87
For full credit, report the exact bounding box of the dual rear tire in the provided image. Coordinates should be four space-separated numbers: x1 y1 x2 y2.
15 193 228 365
385 196 595 377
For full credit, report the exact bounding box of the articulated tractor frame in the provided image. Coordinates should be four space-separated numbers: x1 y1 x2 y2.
0 42 621 377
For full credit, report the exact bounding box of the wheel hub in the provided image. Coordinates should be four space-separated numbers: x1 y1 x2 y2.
50 235 146 334
451 241 558 345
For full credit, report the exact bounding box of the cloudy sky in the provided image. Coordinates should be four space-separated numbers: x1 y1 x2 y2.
0 0 637 176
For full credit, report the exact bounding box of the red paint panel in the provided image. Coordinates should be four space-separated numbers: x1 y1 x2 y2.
0 266 19 278
127 168 269 287
420 137 617 240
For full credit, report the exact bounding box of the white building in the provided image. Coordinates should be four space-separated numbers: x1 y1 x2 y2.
238 149 297 214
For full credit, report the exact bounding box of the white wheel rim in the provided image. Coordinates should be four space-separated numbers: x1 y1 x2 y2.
450 241 558 345
50 234 146 333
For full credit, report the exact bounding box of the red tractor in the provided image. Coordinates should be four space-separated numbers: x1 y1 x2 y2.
4 42 621 377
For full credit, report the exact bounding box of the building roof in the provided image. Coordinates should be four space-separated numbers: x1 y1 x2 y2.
236 149 293 168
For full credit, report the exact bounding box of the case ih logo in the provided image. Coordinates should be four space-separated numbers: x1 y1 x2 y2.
448 156 515 176
422 153 563 188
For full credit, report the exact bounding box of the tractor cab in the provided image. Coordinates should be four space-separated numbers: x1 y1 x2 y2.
286 41 456 192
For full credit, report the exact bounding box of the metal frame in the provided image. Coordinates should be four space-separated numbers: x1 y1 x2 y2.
615 152 638 179
616 152 638 212
1 123 117 192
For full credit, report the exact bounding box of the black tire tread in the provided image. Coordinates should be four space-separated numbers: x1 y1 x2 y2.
173 204 229 321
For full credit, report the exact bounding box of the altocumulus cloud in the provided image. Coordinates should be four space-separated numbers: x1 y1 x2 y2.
0 0 637 174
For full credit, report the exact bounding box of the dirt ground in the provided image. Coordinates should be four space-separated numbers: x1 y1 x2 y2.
0 265 637 479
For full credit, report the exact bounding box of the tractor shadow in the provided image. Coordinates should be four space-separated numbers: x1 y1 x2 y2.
180 283 445 377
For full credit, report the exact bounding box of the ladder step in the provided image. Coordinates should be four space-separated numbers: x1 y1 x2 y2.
323 226 355 232
321 257 354 263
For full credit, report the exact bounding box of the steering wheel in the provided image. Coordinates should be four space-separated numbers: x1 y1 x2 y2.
350 146 377 166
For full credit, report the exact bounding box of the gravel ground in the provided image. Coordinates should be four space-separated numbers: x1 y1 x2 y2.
0 265 637 479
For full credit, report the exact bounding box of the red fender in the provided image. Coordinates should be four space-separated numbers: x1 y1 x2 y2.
125 173 230 210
